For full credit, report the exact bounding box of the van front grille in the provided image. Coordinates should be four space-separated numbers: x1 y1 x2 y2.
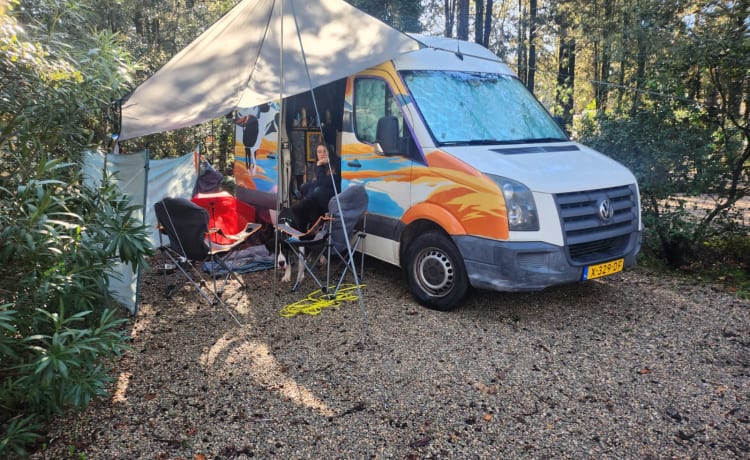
555 185 638 264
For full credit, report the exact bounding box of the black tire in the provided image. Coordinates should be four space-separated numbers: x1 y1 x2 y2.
405 231 469 311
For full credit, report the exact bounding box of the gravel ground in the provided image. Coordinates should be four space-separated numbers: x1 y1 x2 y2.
32 258 749 459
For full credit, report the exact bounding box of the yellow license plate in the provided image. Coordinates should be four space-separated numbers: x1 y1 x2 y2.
584 258 624 280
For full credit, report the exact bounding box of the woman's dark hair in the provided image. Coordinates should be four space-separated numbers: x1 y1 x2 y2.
316 142 335 155
317 143 338 167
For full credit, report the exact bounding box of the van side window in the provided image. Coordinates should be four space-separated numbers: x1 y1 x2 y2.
354 78 403 144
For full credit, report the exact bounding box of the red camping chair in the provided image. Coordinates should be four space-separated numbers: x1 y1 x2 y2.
192 191 256 244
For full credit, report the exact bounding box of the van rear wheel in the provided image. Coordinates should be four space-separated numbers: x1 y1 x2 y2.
405 231 468 311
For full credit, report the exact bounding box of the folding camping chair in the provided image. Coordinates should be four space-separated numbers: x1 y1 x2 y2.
154 197 261 325
191 191 256 244
278 184 368 295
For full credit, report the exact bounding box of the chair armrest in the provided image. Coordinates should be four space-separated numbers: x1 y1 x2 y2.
276 215 331 239
210 222 262 242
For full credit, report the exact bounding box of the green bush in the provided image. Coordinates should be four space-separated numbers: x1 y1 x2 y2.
0 162 152 457
576 107 747 268
0 5 149 456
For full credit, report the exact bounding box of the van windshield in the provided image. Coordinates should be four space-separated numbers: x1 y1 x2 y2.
401 70 567 146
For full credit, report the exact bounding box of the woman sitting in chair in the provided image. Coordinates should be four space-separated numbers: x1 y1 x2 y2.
301 143 340 215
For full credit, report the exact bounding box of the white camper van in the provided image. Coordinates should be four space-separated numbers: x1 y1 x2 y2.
234 34 642 310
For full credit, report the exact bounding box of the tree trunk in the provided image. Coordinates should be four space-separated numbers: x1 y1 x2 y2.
517 0 527 84
457 0 469 40
527 0 537 93
631 32 646 118
557 35 576 129
444 0 456 37
596 0 613 113
483 0 493 48
475 0 484 44
615 10 629 112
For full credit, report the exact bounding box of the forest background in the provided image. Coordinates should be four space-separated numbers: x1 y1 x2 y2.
0 0 748 456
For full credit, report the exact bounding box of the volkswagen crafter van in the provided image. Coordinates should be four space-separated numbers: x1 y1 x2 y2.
233 34 642 310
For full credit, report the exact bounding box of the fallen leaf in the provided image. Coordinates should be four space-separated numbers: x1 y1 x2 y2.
194 454 207 460
637 368 652 374
144 393 158 400
481 382 498 394
186 427 197 436
409 436 431 448
677 430 696 441
483 413 493 422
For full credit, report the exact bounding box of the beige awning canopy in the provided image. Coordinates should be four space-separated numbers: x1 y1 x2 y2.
119 0 421 140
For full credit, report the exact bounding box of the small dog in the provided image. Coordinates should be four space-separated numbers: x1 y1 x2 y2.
262 198 325 284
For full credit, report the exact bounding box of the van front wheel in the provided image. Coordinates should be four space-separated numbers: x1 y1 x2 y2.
405 232 468 311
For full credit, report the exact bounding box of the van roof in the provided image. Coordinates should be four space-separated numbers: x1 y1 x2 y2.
392 34 516 76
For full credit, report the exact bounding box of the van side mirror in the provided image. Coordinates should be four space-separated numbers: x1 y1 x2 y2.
376 116 399 155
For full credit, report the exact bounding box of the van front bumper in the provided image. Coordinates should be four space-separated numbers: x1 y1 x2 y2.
453 233 641 292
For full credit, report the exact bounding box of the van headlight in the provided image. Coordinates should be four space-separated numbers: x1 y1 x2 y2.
488 175 539 231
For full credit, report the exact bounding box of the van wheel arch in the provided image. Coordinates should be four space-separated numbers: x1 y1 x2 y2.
399 221 440 269
401 221 469 311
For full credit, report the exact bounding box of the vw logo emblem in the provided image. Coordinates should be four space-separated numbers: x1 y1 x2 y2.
598 199 614 221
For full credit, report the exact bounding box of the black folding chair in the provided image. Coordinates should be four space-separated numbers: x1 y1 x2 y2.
154 197 261 325
279 185 368 295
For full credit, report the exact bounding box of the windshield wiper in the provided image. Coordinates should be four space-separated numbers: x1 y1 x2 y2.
467 139 505 145
516 137 568 144
437 141 468 146
439 137 568 147
439 139 513 146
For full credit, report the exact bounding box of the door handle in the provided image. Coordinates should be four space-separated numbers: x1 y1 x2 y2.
347 160 362 168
